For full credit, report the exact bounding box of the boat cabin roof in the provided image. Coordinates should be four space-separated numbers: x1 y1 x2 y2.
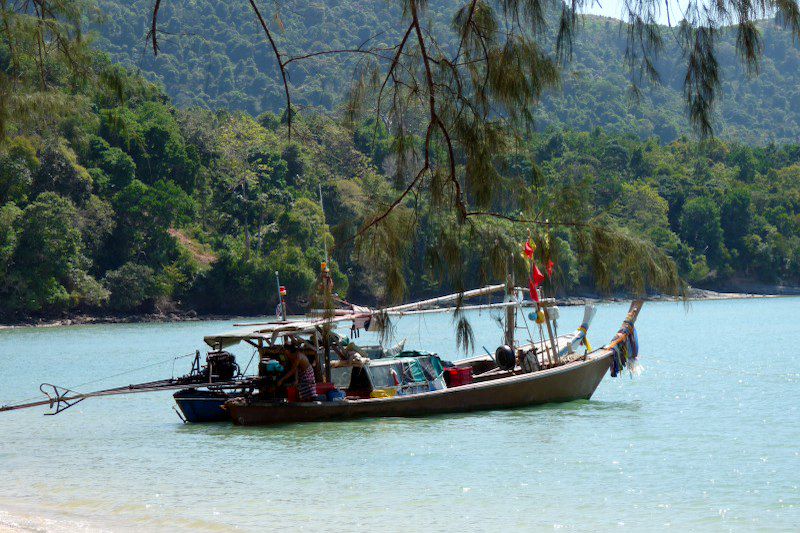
203 319 342 348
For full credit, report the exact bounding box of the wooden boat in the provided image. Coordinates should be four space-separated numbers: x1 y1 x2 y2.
1 283 643 426
222 295 643 426
226 351 612 425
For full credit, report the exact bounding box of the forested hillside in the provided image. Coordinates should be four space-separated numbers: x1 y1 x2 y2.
533 130 800 290
94 2 800 144
3 0 800 322
2 49 800 321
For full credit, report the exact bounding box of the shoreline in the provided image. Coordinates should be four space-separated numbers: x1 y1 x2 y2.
0 504 108 533
0 288 796 330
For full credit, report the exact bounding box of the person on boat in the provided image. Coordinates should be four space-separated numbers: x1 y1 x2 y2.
278 344 316 401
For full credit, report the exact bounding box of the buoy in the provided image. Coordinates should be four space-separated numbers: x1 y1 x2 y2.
535 309 545 324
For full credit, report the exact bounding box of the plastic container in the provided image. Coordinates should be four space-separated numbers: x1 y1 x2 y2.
443 367 457 387
444 367 473 387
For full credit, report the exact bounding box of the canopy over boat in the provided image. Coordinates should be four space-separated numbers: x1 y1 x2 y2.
203 320 341 349
204 283 512 349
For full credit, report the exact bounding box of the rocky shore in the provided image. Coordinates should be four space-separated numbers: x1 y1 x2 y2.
554 287 788 307
0 309 231 329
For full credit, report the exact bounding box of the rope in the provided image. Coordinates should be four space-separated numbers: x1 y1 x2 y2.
577 326 592 352
241 348 258 375
1 352 197 408
518 302 535 347
69 352 197 389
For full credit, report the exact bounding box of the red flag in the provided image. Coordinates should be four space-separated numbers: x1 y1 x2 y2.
523 239 534 259
528 277 539 302
529 261 545 302
532 262 545 286
546 260 554 277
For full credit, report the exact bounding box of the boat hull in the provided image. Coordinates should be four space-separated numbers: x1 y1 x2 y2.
225 351 613 426
174 389 235 423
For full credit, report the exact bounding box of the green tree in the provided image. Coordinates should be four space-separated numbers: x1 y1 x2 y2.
133 102 199 191
12 193 84 312
731 148 757 183
80 195 116 261
33 144 92 206
0 202 21 289
281 143 306 186
277 197 329 250
86 135 136 193
104 262 159 311
109 179 194 268
720 187 752 253
679 197 725 266
617 181 679 249
0 138 38 204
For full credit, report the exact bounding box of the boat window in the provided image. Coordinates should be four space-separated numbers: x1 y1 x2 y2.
331 366 352 389
367 364 397 388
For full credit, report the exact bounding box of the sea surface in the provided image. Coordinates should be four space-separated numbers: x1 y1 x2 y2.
0 297 798 532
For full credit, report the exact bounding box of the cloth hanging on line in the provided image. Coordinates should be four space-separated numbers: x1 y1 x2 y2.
607 320 638 378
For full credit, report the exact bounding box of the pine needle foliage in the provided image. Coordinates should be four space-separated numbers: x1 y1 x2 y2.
0 0 136 144
142 0 800 304
575 217 684 296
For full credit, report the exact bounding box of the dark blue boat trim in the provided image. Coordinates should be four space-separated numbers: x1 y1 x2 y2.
174 389 237 423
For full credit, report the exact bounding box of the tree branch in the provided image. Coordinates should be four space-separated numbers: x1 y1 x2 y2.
150 0 161 55
284 46 397 66
455 0 480 62
410 0 467 220
246 0 293 137
342 121 435 249
465 211 594 228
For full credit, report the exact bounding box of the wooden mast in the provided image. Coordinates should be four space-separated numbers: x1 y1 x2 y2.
542 306 559 365
321 266 333 383
504 274 515 349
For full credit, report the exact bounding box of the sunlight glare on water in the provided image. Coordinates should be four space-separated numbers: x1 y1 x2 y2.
1 297 799 531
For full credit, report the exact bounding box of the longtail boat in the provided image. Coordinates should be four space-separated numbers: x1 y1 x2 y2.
0 281 643 425
221 288 643 426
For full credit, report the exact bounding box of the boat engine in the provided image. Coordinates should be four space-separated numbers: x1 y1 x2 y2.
205 351 239 382
495 345 516 371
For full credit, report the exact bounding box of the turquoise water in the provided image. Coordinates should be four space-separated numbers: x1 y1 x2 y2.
1 298 799 531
